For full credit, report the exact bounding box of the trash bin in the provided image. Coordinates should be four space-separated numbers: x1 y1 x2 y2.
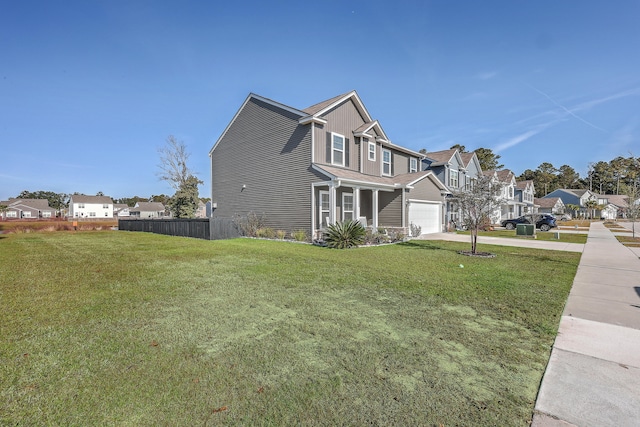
516 224 534 236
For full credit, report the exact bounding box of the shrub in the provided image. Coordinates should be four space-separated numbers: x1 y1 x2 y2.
324 220 366 249
292 229 308 242
275 230 287 240
234 212 265 237
410 222 422 237
256 227 276 239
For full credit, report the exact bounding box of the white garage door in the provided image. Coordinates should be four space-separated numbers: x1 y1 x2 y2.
408 201 441 234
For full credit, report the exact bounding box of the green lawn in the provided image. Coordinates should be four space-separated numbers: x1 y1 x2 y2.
457 229 588 244
0 231 580 426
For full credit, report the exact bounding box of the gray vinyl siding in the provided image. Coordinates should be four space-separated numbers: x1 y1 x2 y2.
313 99 367 172
211 97 319 235
408 177 444 201
378 189 402 227
361 139 379 176
392 151 411 175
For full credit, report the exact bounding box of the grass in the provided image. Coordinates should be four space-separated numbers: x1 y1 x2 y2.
615 234 640 247
457 229 588 244
0 219 118 233
0 232 581 426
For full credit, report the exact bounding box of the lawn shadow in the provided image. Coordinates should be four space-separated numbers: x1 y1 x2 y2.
400 241 453 252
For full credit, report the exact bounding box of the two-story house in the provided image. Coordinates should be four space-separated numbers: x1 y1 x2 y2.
421 149 483 227
515 180 536 215
69 195 114 219
209 91 449 238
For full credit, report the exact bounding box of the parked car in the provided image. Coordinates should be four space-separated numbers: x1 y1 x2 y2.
501 214 557 231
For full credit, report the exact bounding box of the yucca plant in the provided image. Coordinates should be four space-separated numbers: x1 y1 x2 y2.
323 219 366 249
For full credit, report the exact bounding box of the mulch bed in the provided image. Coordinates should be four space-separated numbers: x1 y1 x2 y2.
458 251 496 258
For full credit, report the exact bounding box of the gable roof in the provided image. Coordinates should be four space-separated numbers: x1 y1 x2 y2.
423 149 457 165
535 197 563 208
516 180 533 190
211 91 424 158
495 169 515 183
71 195 113 204
131 202 165 212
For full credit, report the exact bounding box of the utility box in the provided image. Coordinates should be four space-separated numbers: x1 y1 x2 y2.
516 224 535 236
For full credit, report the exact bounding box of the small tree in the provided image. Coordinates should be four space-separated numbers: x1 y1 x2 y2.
168 175 203 218
0 204 8 220
585 199 598 219
566 203 580 219
625 185 640 238
451 174 505 254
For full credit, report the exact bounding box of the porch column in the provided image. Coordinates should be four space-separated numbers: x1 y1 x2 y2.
329 184 336 224
372 189 379 228
354 187 361 220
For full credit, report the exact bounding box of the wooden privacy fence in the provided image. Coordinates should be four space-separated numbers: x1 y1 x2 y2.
118 218 240 240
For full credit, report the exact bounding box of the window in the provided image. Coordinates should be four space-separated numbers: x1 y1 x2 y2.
509 187 514 198
7 211 17 218
331 133 345 166
449 169 458 188
382 149 391 176
89 212 96 217
465 176 471 190
319 191 330 227
103 204 109 209
410 157 418 173
368 140 376 161
78 203 85 208
342 193 354 221
23 211 32 218
43 212 52 218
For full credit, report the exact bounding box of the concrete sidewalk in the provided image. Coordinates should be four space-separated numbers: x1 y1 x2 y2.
532 222 640 427
417 231 585 252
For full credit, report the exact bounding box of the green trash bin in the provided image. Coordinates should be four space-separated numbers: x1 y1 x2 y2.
516 223 534 236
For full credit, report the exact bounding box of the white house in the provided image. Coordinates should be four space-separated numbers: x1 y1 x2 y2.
69 195 114 219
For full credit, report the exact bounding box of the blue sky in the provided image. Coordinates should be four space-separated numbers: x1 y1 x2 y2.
2 1 639 200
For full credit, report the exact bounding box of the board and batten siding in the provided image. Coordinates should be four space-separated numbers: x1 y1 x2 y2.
378 189 403 227
313 99 367 172
211 97 319 235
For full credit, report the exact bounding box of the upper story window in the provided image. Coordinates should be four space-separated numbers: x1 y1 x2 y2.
508 186 514 198
449 169 458 188
367 140 376 161
465 176 471 190
382 149 392 176
410 157 418 173
331 133 345 166
78 203 85 208
102 204 109 209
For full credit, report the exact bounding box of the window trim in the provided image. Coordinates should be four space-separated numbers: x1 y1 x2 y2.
319 190 330 227
367 140 376 161
342 192 354 221
409 157 418 173
331 132 345 167
382 149 392 176
449 169 459 188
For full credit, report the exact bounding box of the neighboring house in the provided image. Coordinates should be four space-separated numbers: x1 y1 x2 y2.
69 195 114 219
209 91 450 238
606 195 629 218
535 197 565 215
129 202 166 219
195 201 207 218
113 204 130 217
543 189 618 219
515 180 536 215
422 149 483 226
483 169 520 221
0 199 55 219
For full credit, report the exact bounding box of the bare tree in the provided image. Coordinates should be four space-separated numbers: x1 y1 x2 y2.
451 174 505 254
157 135 195 190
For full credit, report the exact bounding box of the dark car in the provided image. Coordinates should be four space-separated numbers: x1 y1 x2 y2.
501 214 557 231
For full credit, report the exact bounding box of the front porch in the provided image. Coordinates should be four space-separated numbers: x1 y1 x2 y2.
312 181 406 239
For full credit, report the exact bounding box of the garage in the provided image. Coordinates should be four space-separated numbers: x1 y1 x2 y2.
408 200 442 234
